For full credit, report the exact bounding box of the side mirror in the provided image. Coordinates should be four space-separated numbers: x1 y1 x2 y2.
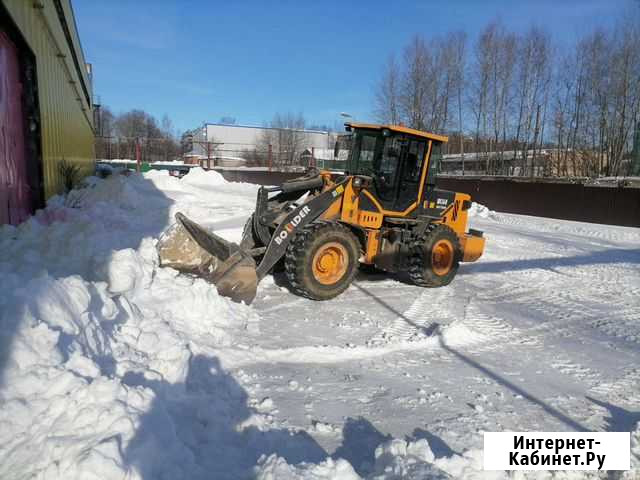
334 140 339 159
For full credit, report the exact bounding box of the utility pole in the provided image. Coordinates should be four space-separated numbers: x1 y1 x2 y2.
531 104 541 177
461 133 465 176
631 120 640 177
135 138 141 173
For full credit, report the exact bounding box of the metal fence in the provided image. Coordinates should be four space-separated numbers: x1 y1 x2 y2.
96 137 349 174
96 136 181 164
437 149 636 178
185 142 347 172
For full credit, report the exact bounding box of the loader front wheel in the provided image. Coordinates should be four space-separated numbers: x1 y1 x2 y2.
285 221 360 300
409 224 461 287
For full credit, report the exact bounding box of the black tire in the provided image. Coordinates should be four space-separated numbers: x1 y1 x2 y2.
409 224 461 287
285 221 360 300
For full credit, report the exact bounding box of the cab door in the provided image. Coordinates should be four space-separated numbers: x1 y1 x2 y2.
373 134 403 210
394 138 427 212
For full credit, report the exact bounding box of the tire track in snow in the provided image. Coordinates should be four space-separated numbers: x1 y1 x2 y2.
510 284 640 346
361 283 537 355
589 368 640 405
459 305 539 353
484 212 640 245
216 290 498 368
589 306 640 345
364 287 461 345
549 355 602 386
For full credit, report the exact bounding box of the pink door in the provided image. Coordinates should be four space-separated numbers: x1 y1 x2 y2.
0 31 30 225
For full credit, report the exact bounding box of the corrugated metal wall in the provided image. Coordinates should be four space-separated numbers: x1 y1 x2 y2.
436 177 640 228
2 0 94 199
210 169 640 227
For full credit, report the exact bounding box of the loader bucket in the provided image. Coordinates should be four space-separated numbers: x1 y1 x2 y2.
157 213 258 304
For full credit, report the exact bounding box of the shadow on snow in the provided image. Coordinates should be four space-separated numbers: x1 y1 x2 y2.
123 354 326 479
459 247 640 276
352 282 590 432
586 396 640 433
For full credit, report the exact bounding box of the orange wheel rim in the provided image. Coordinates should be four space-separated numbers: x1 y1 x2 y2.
431 239 454 276
312 242 348 285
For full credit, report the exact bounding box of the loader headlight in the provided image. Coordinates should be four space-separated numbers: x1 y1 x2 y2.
353 176 363 188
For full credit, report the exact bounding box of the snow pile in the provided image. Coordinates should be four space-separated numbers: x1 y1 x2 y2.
256 456 361 480
625 422 640 479
255 439 458 479
467 201 494 219
256 437 615 479
0 171 261 479
255 438 484 479
180 166 229 187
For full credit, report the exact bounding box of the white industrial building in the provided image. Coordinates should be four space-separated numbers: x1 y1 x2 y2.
204 123 334 150
187 123 337 168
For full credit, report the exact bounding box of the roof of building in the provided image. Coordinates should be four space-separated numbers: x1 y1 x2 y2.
205 122 331 135
346 123 448 143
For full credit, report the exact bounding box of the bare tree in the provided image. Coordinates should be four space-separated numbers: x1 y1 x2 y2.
95 109 180 162
450 32 467 165
374 54 401 124
372 15 640 178
259 112 308 168
469 22 498 172
551 51 576 176
401 35 431 130
511 27 552 176
486 25 516 174
605 19 640 175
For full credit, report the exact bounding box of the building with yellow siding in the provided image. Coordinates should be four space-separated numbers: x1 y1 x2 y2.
1 0 94 225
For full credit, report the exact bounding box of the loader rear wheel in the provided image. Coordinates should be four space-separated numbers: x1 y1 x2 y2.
409 224 461 287
285 221 360 300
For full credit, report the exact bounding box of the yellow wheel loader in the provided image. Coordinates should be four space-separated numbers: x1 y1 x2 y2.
157 123 485 304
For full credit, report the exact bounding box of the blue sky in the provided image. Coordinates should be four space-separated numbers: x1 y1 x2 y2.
73 0 633 134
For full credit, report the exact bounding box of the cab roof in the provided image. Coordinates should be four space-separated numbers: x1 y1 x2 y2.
346 123 448 143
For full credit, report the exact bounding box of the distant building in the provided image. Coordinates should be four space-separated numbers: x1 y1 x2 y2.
440 149 560 176
204 123 334 150
1 0 94 225
187 123 337 168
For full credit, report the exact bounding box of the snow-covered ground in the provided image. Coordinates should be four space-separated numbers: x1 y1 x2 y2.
0 168 638 479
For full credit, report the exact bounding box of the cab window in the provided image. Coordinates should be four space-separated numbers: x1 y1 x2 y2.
347 131 378 175
376 136 403 202
395 139 426 210
426 141 440 185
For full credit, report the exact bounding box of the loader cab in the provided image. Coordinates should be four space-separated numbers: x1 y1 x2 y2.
343 124 446 214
